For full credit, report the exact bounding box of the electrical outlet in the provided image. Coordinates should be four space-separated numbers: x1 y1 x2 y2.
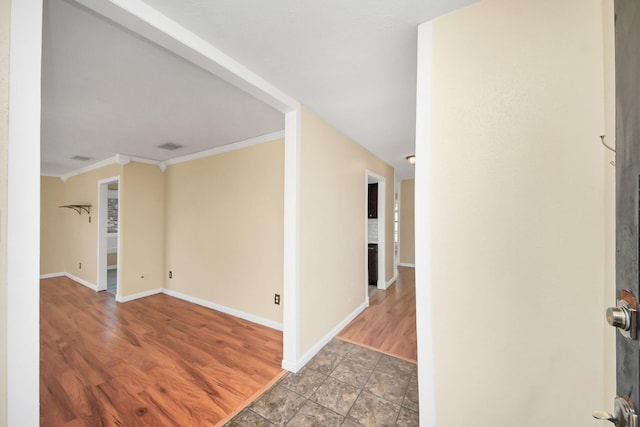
274 293 280 305
169 271 172 279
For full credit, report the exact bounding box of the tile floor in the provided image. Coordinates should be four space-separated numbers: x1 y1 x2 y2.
225 338 419 427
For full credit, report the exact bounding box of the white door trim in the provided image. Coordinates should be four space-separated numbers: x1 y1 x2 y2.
366 170 387 293
282 108 301 372
97 176 120 295
415 21 437 427
6 0 43 424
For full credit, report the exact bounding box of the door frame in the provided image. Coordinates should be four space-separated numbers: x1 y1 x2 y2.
97 176 120 295
365 170 387 301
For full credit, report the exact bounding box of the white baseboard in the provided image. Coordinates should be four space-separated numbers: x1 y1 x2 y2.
64 272 97 291
39 272 64 279
398 262 415 268
282 300 368 372
43 273 377 376
41 272 283 331
162 288 283 331
117 288 162 303
40 272 95 290
379 273 397 290
386 274 397 288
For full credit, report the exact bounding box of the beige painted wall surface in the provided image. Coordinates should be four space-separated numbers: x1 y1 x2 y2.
384 172 394 281
429 0 606 425
0 0 8 422
602 0 615 406
299 107 394 354
164 140 284 323
40 162 163 298
58 164 122 284
107 252 117 267
119 162 164 297
399 179 414 265
40 176 66 274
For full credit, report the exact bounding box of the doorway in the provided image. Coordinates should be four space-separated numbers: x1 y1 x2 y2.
97 176 120 297
365 171 386 302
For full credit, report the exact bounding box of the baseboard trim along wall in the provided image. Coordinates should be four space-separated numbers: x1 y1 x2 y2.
41 273 375 376
384 274 398 290
162 288 283 331
56 272 97 291
39 272 65 279
284 301 368 372
117 288 163 303
398 262 415 268
40 272 284 331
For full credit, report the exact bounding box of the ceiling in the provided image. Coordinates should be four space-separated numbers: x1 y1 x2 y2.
41 0 477 179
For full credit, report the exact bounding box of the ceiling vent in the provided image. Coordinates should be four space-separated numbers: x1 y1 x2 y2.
71 155 92 161
157 142 183 151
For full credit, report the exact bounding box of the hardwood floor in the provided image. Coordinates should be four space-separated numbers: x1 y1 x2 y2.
40 269 416 425
40 276 283 426
338 266 417 362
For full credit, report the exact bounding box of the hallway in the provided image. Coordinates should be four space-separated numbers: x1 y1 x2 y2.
338 267 417 362
224 339 418 426
224 267 418 425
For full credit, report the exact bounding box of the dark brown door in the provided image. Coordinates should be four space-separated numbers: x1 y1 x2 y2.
368 244 378 286
368 183 378 218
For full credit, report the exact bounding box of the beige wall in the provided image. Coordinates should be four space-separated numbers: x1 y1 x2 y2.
119 162 164 297
58 164 122 282
40 176 66 273
41 143 284 321
164 140 284 323
40 118 395 355
399 179 414 265
107 253 117 267
299 107 394 354
41 164 164 295
40 162 166 299
428 0 607 425
0 0 8 422
602 0 616 406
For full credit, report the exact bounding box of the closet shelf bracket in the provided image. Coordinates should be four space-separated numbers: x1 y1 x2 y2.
59 204 91 215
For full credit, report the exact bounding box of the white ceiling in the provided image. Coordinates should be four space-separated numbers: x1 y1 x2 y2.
41 0 477 179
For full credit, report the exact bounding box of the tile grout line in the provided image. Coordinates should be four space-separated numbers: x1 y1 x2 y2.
342 347 382 426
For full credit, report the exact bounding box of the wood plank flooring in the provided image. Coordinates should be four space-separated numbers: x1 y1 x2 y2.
40 276 283 426
338 266 417 362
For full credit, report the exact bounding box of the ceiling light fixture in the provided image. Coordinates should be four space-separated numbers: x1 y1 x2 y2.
406 155 416 165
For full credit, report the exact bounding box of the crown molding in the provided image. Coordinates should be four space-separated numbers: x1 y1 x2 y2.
164 131 285 167
46 131 285 180
59 155 122 182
